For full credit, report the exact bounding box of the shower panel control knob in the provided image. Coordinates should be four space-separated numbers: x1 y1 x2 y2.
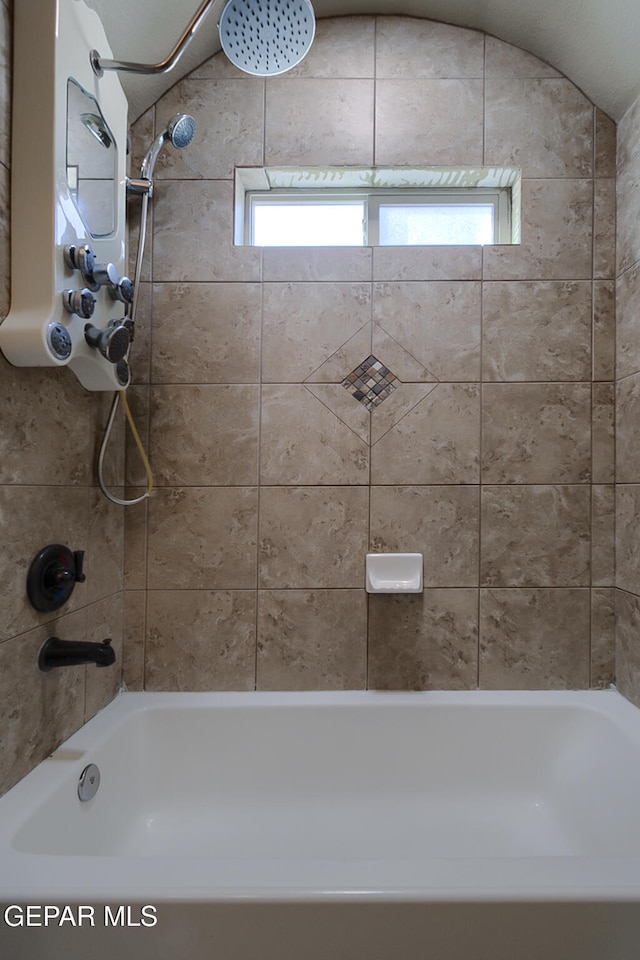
63 243 96 288
84 322 131 364
62 288 96 319
108 276 134 305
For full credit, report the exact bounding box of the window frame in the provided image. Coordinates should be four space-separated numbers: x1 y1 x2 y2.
235 166 522 247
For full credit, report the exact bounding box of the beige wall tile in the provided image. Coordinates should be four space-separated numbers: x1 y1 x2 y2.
376 17 484 78
373 245 482 282
616 97 640 273
84 594 124 720
0 362 99 484
370 323 436 382
0 161 8 316
370 383 480 484
265 79 374 165
483 179 593 280
123 385 151 488
376 79 484 165
479 588 590 689
0 610 87 796
373 281 481 380
260 385 369 484
0 486 90 643
370 485 480 586
593 280 615 381
307 325 374 385
154 78 264 180
592 485 615 586
149 384 259 485
153 179 261 282
123 495 147 590
262 282 372 382
151 282 261 384
592 382 615 483
616 485 640 595
305 383 371 444
593 179 616 279
123 590 146 691
616 265 640 379
595 109 617 178
591 587 615 688
368 589 479 689
370 382 437 444
263 247 372 282
482 281 591 382
284 16 375 78
616 590 640 708
485 79 593 178
147 487 258 590
259 486 368 588
481 382 591 483
616 373 640 482
484 36 562 78
257 589 367 689
0 1 11 170
86 488 125 605
145 590 256 691
481 485 591 586
129 281 152 386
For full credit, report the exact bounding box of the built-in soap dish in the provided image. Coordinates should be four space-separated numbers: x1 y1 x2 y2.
365 553 423 594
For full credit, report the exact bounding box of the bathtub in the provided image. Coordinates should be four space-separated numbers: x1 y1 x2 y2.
1 689 640 959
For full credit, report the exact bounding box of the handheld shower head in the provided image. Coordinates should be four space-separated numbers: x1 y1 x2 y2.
167 113 196 150
140 114 196 181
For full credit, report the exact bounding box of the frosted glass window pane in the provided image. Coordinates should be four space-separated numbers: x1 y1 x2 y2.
253 203 364 246
379 204 495 245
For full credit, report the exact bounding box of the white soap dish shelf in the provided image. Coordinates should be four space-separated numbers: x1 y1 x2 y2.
365 553 423 594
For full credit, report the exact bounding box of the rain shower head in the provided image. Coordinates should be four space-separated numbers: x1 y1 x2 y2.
218 0 316 76
91 0 315 79
140 114 196 181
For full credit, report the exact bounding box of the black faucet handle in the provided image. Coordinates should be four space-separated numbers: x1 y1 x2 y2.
73 550 86 583
27 544 87 612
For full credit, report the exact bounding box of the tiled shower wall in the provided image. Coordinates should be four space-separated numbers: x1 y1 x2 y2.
0 0 125 797
616 91 640 707
125 15 617 692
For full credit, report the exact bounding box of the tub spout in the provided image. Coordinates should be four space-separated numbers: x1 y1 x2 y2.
38 637 116 672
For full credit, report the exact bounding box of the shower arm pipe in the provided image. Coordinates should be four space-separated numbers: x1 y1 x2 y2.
90 0 216 77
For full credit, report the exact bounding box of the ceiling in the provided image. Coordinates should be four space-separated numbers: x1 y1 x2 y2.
87 0 640 124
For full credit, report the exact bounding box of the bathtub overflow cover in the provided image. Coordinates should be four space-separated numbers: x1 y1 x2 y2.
77 763 100 802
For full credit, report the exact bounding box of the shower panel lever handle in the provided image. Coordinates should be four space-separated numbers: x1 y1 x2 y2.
73 550 86 583
91 262 119 288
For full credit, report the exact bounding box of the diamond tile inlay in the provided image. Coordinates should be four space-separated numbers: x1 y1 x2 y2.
342 355 399 411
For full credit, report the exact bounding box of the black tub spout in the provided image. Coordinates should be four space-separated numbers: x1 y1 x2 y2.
38 637 116 671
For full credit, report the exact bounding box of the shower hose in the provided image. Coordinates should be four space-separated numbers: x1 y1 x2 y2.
97 190 154 506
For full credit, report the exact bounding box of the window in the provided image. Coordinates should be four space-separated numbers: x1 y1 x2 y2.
236 167 521 247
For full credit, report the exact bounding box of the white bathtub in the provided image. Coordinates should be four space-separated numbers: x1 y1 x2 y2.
1 689 640 959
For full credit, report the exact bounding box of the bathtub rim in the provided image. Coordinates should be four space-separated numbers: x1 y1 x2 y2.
2 687 640 904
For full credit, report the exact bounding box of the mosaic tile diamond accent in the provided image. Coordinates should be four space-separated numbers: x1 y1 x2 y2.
342 355 399 411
